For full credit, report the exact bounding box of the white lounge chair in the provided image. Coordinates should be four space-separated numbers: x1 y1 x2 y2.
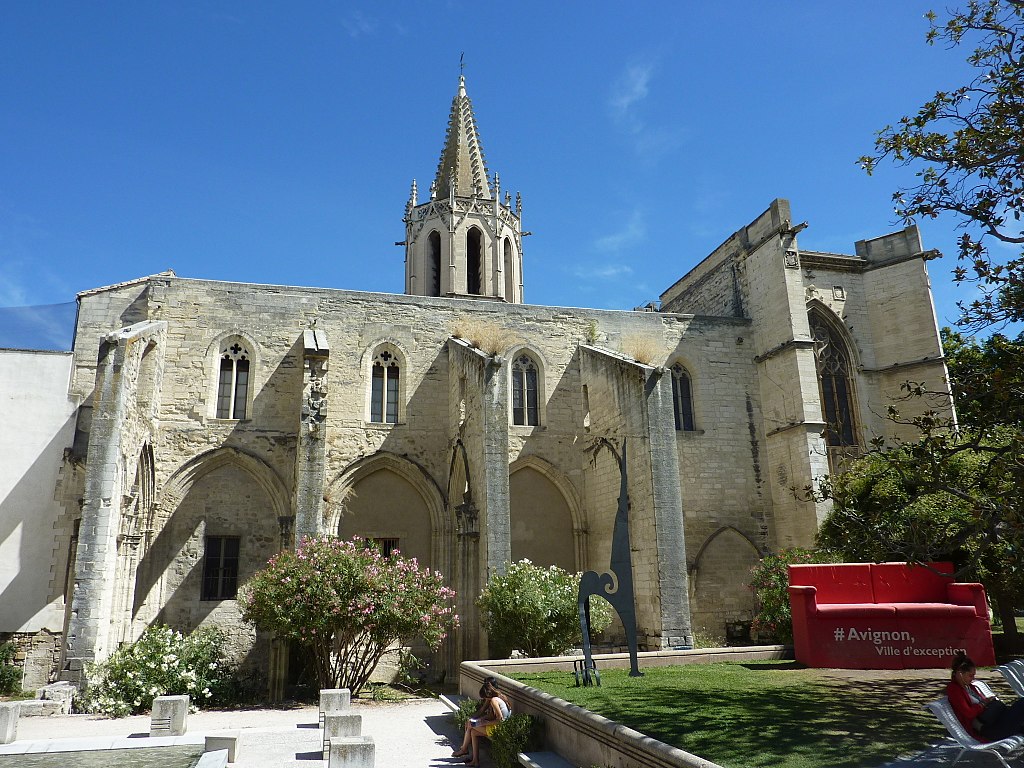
924 697 1024 768
997 665 1024 698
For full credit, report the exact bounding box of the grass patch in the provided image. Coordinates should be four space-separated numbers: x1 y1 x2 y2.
512 662 943 768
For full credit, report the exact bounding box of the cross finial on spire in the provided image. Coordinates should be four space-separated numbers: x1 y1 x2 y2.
459 52 465 76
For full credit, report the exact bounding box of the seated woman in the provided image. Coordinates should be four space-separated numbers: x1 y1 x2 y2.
947 653 1024 741
452 680 509 766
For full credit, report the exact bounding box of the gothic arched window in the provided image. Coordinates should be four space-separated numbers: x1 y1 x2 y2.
511 353 540 426
670 363 695 432
467 227 482 295
428 230 442 297
503 237 515 301
809 310 857 447
370 346 401 424
216 340 251 419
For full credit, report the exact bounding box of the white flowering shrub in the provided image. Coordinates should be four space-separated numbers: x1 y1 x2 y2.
477 560 613 658
81 625 234 717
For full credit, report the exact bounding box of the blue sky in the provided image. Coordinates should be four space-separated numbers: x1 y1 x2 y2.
1 2 984 348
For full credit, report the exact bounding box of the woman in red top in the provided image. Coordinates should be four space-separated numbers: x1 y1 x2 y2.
947 653 1024 741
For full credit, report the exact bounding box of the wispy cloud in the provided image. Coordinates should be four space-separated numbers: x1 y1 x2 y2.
571 264 634 280
341 11 377 38
609 64 653 122
594 209 646 252
608 62 683 161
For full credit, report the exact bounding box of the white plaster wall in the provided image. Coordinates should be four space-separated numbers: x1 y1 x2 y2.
0 349 77 633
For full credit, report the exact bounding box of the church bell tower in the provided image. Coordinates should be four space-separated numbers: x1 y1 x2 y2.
403 76 524 303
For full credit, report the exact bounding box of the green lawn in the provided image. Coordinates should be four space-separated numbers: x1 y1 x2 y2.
512 662 946 768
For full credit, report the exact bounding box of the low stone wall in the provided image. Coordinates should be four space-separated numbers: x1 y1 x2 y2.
1 630 62 691
460 645 790 768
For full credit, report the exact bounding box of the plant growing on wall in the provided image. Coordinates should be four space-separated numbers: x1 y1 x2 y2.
478 560 613 658
240 535 458 695
450 318 520 356
620 334 659 365
80 625 234 717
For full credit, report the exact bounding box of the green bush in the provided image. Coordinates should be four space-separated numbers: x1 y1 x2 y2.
81 625 235 717
749 548 835 644
491 712 543 768
478 560 613 658
0 643 22 695
452 696 480 731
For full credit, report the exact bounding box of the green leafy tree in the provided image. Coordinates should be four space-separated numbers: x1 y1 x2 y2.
749 548 836 644
859 0 1024 330
477 560 613 658
942 327 1024 426
816 430 1024 640
240 536 458 695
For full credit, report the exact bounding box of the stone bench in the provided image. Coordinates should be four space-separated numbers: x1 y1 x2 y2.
518 751 575 768
328 735 374 767
439 693 468 712
150 694 189 736
205 731 240 763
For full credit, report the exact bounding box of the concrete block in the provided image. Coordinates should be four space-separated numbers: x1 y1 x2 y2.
323 713 362 757
0 703 19 744
205 732 240 763
150 694 189 736
319 687 350 726
36 681 75 714
328 735 374 768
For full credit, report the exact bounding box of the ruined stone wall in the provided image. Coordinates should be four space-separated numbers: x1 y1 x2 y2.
60 273 804 672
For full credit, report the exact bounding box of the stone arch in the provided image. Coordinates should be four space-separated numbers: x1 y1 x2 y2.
324 451 448 562
688 526 761 640
132 447 287 662
136 448 288 603
508 455 583 571
156 447 290 526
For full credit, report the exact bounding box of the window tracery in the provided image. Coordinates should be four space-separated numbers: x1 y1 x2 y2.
809 310 857 447
511 353 539 426
671 363 695 432
370 347 401 424
216 340 251 419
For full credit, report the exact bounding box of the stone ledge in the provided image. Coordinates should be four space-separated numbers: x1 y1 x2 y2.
462 645 790 768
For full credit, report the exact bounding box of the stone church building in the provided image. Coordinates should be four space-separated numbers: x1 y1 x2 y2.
0 76 951 691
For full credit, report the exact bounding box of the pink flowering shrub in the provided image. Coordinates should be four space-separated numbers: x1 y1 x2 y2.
239 536 458 694
748 547 835 644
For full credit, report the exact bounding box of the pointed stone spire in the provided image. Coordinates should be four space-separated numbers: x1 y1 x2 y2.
433 75 491 200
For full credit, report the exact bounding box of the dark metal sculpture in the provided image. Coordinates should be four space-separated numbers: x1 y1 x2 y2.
577 437 642 684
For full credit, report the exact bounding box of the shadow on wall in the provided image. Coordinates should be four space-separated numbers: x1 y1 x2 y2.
0 412 77 632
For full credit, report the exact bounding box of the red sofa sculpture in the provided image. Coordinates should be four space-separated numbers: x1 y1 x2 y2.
788 562 994 669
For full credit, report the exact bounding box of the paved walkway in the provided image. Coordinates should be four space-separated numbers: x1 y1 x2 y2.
0 691 1009 768
0 698 472 768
